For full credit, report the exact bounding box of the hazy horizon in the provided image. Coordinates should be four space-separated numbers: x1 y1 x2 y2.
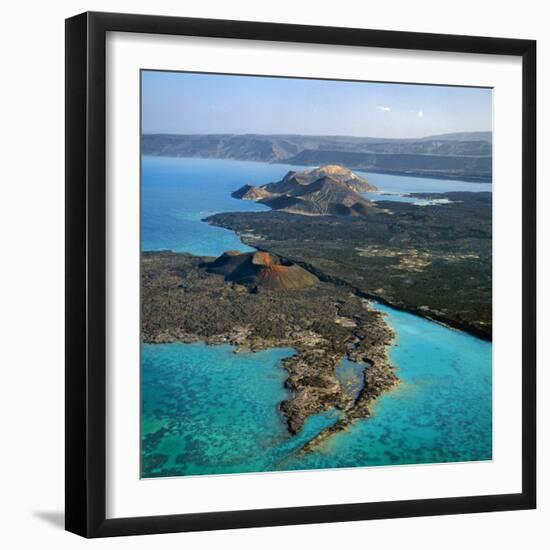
142 71 492 139
141 130 492 139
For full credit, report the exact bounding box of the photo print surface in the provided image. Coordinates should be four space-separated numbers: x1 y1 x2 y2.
140 70 493 478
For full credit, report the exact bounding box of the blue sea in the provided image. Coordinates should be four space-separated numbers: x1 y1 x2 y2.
141 156 492 477
142 157 310 256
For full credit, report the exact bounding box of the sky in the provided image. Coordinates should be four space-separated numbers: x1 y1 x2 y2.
141 70 492 139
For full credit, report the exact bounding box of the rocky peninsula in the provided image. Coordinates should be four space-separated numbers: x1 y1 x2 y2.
142 251 398 444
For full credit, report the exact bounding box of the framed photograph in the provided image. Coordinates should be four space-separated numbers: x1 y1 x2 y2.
65 11 536 537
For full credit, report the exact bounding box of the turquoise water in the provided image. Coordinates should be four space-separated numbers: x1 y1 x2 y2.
335 358 365 402
141 305 492 477
283 304 492 470
141 156 493 477
141 343 341 477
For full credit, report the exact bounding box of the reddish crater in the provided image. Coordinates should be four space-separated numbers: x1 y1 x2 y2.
202 251 318 291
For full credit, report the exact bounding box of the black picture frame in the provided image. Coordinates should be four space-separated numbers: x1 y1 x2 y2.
65 11 536 538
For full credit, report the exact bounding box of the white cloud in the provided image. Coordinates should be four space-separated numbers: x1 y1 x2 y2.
377 105 391 112
417 111 424 117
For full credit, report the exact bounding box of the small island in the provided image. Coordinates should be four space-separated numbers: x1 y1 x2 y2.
232 165 379 216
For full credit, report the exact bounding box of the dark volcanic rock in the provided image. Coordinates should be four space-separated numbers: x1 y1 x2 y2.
200 250 250 275
142 251 397 441
207 192 493 340
231 184 274 201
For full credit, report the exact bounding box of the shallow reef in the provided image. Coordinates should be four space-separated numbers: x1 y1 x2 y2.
142 251 397 442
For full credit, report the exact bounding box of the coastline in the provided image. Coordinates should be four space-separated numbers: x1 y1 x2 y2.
274 160 492 184
203 225 493 342
141 251 398 444
143 153 492 184
260 248 493 342
140 157 493 466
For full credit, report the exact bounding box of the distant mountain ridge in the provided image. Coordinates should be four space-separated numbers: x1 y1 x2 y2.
419 131 492 142
142 131 492 181
232 165 378 217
